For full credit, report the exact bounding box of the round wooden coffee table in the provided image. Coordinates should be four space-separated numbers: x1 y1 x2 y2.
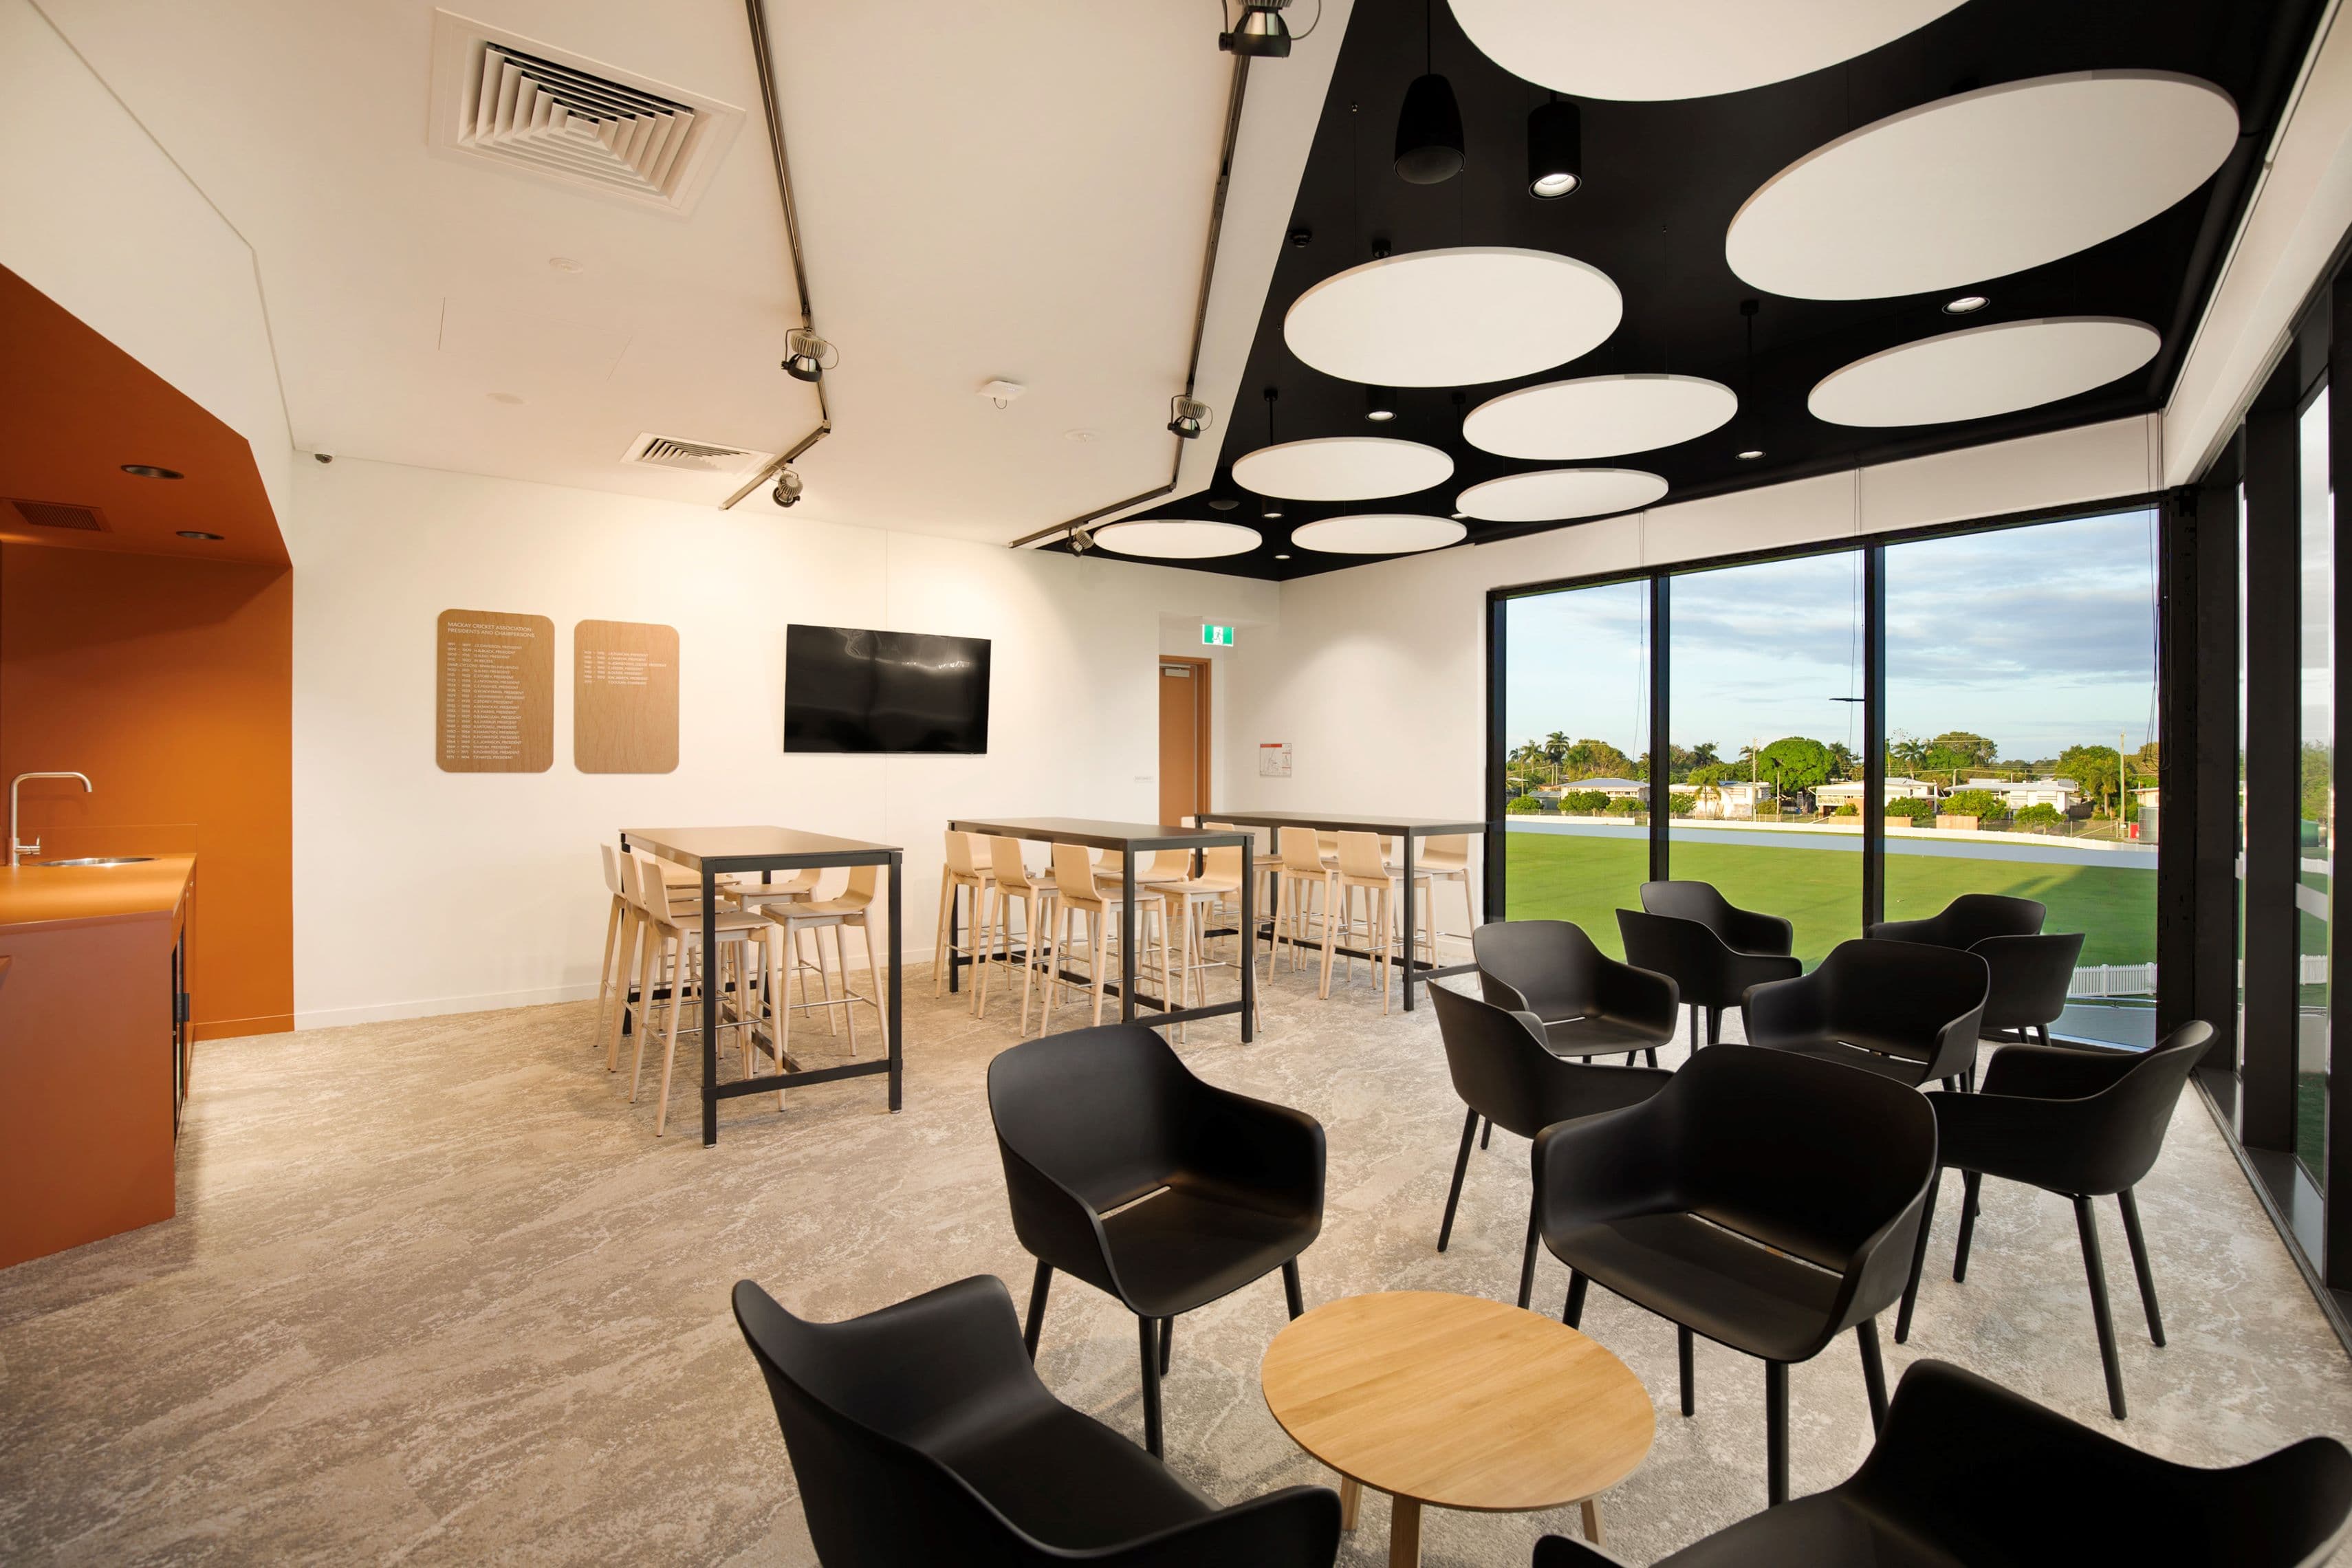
1261 1290 1653 1567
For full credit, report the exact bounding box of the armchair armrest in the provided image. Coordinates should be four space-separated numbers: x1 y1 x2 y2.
1727 950 1804 997
1532 1098 1673 1232
996 1138 1122 1296
1593 952 1678 1027
1741 970 1826 1049
1107 1484 1342 1568
1723 906 1795 958
1930 1087 2096 1179
1979 1040 2140 1100
1186 1084 1327 1219
1867 917 1939 944
1919 1002 1988 1083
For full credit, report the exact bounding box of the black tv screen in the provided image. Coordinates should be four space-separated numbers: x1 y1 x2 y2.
783 624 991 754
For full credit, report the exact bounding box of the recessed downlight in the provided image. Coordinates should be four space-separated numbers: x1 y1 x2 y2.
1736 448 1765 460
486 392 525 404
1274 553 1292 560
1943 294 1990 314
547 257 583 273
175 530 224 541
120 464 183 479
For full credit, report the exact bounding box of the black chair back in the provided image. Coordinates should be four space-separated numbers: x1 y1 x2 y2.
1640 879 1793 956
1428 983 1666 1139
1876 891 2045 950
988 1026 1193 1213
2036 1021 2214 1196
1473 919 1600 1019
1974 930 2085 1032
1818 939 1988 1061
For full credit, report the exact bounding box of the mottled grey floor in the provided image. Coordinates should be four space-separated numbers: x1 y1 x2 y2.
2 952 2349 1567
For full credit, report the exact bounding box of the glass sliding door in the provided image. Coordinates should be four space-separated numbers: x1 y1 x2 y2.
2300 385 2333 1186
1666 551 1865 965
1501 580 1651 957
1883 510 2161 1047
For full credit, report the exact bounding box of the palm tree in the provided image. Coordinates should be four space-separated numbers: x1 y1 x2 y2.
1544 730 1569 783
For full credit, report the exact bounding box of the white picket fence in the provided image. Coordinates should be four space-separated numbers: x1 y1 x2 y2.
2068 954 2331 999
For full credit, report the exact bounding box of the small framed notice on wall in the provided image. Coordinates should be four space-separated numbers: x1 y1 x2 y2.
437 609 554 772
575 620 679 774
1258 741 1292 778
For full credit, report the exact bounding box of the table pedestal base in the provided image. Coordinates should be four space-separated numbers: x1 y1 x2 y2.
1333 1474 1602 1565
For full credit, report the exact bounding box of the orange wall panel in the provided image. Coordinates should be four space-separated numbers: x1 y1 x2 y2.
0 544 294 1036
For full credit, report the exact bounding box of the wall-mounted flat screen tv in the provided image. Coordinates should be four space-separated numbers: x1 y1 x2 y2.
783 624 992 754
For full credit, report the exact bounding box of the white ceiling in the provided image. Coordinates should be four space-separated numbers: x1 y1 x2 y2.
36 0 1338 545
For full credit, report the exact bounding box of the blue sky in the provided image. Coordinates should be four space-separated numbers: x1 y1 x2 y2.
1505 508 2162 766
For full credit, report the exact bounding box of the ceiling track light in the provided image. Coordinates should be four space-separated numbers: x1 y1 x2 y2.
772 465 805 507
1365 385 1397 422
1221 0 1294 57
1527 97 1582 199
782 328 838 384
1393 0 1461 184
1167 395 1214 439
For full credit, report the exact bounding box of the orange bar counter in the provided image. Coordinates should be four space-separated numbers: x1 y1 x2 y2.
0 856 193 1270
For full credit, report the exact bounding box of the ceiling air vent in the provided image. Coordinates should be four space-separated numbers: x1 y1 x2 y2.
428 11 745 217
6 499 108 532
623 433 776 478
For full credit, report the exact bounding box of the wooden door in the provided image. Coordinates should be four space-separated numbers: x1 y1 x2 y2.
1159 659 1210 825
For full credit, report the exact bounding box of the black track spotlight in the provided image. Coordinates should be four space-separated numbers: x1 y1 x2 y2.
1395 73 1463 184
1167 396 1213 439
1261 497 1285 521
1365 385 1397 423
1219 0 1292 57
1527 98 1582 199
771 466 804 508
781 328 836 384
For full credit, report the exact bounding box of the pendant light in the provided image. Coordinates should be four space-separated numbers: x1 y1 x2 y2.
1527 96 1582 199
1259 388 1287 518
1734 298 1764 461
1365 385 1398 422
1395 0 1463 184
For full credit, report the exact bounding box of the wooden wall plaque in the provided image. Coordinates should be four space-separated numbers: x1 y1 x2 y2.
575 620 679 774
435 609 553 773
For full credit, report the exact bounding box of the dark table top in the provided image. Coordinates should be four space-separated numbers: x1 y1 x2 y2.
1208 811 1485 836
623 827 900 871
946 816 1248 853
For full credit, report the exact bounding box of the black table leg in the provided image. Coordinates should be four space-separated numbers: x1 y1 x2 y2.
1120 845 1137 1024
701 864 719 1146
887 851 903 1111
1402 830 1419 1010
1239 840 1256 1042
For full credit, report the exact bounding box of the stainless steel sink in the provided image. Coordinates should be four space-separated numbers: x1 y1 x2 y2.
39 856 157 867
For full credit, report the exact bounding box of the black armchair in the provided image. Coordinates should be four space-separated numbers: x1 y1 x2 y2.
1531 1045 1937 1505
986 1024 1325 1457
1974 930 2085 1045
1472 919 1679 1067
1868 891 2045 948
1895 1021 2213 1419
1531 1356 2352 1567
1743 938 1988 1089
1426 983 1670 1305
1618 906 1803 1049
1640 880 1795 954
733 1275 1342 1567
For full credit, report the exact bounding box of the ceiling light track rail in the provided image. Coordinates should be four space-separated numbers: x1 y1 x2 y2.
1012 54 1255 550
723 0 830 511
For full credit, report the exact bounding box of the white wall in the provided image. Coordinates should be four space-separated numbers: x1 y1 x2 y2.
0 0 293 522
291 458 1276 1027
1221 415 2166 924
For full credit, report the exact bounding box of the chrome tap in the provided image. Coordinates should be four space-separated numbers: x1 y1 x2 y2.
8 772 92 867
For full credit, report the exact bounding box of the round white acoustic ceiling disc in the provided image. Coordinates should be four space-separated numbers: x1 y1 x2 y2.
1727 71 2239 301
1446 0 1967 102
1092 520 1262 558
1808 317 2160 428
1463 374 1736 460
1457 468 1668 523
1284 248 1622 387
1230 437 1455 501
1289 515 1468 555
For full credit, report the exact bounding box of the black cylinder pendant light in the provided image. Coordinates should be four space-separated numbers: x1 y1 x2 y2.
1393 0 1461 184
1527 97 1582 199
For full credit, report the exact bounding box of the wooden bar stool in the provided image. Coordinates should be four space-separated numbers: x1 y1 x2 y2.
763 867 885 1072
621 851 767 1135
979 836 1060 1034
1274 826 1335 979
1047 841 1177 1028
1324 831 1429 1014
934 830 994 999
596 844 634 1049
1166 843 1259 1038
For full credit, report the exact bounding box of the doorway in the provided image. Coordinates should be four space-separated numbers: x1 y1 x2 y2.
1158 657 1212 825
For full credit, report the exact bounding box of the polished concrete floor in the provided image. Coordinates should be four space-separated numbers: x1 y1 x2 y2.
3 947 2349 1566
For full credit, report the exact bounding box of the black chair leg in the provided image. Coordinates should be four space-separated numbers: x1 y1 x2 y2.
1895 1167 1941 1343
1857 1317 1887 1433
1480 1115 1492 1150
1677 1326 1694 1417
1624 1052 1637 1065
2073 1195 2128 1419
1690 1003 1701 1048
1562 1270 1588 1329
1708 1008 1723 1045
1023 1260 1052 1360
1518 1204 1541 1310
1765 1360 1789 1506
1137 1314 1164 1455
1282 1257 1305 1320
1953 1170 1983 1282
1159 1314 1174 1376
1437 1107 1478 1252
1645 1047 1659 1069
2117 1187 2166 1347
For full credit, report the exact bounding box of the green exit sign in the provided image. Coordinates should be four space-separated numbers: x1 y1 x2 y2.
1201 624 1236 646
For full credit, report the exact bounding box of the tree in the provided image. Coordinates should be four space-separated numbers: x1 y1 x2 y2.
1930 732 2000 768
1826 741 1859 780
2014 803 2064 830
1943 787 2005 820
1543 731 1570 783
2056 743 2123 814
1756 736 1835 792
1606 796 1645 816
1558 737 1636 780
1687 763 1732 788
1667 792 1697 816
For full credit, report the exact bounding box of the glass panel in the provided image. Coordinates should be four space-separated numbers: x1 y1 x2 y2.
1502 580 1650 957
2299 386 2331 1187
2240 482 2250 1066
1884 511 2161 1047
1666 552 1865 966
